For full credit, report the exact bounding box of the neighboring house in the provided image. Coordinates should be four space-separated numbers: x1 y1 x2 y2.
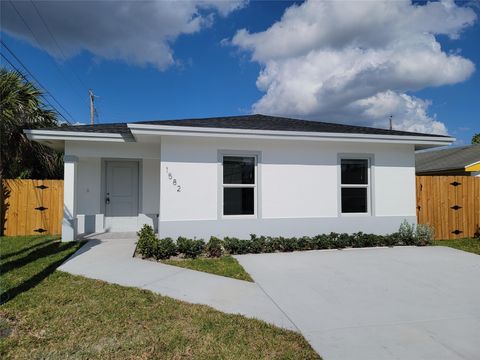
25 114 454 241
416 144 480 176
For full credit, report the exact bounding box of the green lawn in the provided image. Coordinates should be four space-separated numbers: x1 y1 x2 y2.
434 238 480 255
162 256 253 282
0 236 319 359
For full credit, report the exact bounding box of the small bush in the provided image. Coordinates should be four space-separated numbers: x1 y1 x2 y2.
264 237 279 253
155 237 177 260
206 236 224 257
297 236 312 251
177 237 205 258
249 234 267 254
136 224 157 258
332 233 349 249
474 226 480 239
398 219 416 245
384 233 399 247
415 224 434 246
310 234 331 250
352 232 381 248
224 237 250 255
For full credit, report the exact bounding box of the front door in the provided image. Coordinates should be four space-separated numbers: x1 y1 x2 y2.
104 161 139 230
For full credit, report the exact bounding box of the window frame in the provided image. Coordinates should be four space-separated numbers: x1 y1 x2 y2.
219 151 260 219
338 155 373 216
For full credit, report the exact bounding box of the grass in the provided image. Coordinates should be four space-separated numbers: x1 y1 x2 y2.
162 256 254 282
0 236 319 359
434 237 480 255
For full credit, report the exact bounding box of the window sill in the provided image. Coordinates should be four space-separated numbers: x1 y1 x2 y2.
222 214 257 220
340 212 372 217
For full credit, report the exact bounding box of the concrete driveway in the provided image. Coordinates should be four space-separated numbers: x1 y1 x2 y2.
235 246 480 360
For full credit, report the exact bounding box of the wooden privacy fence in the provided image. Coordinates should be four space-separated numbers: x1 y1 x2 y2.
416 176 480 240
2 179 63 236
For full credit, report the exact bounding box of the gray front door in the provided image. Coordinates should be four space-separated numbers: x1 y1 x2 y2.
105 161 139 217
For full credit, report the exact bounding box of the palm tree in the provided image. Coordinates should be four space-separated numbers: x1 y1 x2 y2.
0 67 63 179
1 68 63 235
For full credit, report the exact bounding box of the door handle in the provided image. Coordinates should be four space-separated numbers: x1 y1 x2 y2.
105 193 110 205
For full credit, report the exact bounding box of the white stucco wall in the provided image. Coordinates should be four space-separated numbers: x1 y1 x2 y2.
63 136 417 238
159 136 416 238
65 141 160 234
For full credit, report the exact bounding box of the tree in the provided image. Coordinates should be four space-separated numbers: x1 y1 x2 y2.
0 68 63 179
472 133 480 145
1 68 64 235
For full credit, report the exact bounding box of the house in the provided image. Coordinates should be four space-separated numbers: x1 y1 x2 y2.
416 144 480 176
25 114 454 241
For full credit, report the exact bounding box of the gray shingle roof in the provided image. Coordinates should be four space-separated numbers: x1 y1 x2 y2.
416 144 480 173
56 122 134 141
52 114 450 138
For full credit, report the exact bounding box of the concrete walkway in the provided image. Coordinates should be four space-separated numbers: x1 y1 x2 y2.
60 236 480 359
235 247 480 360
58 235 295 330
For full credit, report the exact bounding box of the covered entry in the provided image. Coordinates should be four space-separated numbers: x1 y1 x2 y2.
104 160 140 231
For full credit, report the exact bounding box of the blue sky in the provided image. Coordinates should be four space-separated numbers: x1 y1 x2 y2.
1 0 479 144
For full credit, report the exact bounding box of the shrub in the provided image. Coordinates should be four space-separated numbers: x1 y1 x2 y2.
264 237 279 253
352 232 382 248
224 237 250 255
297 236 312 251
206 236 224 257
383 233 399 247
155 237 177 260
374 234 390 247
415 224 434 246
136 224 157 258
177 237 205 258
249 234 267 254
140 221 433 260
398 219 416 245
334 233 350 249
279 237 296 252
310 234 331 250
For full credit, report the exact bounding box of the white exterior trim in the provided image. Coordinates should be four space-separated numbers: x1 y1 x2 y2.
218 151 260 220
24 124 455 148
24 129 126 142
337 155 374 217
128 123 455 146
465 160 480 168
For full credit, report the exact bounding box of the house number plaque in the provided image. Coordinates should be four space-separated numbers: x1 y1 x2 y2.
165 167 181 192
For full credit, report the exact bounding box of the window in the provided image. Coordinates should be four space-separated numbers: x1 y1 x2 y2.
340 158 370 214
223 155 256 216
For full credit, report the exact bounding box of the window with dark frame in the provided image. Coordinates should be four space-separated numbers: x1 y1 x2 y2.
340 159 369 214
223 156 256 216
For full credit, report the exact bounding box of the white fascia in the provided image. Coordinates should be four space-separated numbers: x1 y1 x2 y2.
24 129 126 142
127 123 455 147
465 160 480 168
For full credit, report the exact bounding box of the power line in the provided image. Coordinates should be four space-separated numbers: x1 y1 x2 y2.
8 0 86 104
1 52 71 124
1 52 72 123
29 0 89 92
1 41 73 123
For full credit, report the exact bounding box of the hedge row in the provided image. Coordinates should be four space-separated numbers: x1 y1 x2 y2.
136 221 434 260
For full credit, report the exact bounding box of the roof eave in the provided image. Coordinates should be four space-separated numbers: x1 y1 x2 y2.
465 161 480 172
24 129 129 148
127 123 455 147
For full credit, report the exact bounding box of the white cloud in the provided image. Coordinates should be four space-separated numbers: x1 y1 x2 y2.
1 0 246 70
232 0 476 134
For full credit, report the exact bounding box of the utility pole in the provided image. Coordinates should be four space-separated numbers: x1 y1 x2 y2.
89 89 96 125
389 115 393 130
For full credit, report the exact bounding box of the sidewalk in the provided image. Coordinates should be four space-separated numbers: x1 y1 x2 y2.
59 235 295 331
